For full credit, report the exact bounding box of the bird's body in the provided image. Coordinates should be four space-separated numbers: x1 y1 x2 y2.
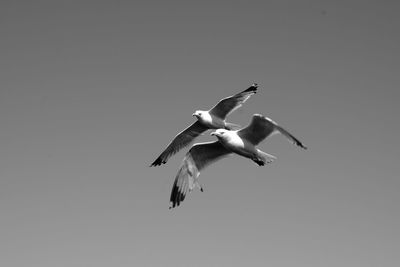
169 114 307 208
192 110 226 129
150 83 258 166
211 129 275 166
215 130 249 156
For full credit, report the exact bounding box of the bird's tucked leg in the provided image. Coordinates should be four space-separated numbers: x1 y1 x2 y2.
252 149 276 166
194 179 204 192
252 158 265 166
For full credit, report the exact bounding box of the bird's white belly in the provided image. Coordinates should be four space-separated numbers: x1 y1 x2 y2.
199 112 226 129
227 133 245 149
221 132 256 159
201 112 213 126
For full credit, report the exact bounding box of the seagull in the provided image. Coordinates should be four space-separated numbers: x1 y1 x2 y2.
169 114 307 208
150 83 258 167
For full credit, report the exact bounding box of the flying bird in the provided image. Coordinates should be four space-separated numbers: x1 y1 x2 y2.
150 83 258 167
169 114 307 208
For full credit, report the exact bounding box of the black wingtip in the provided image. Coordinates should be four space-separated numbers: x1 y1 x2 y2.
295 141 307 150
169 182 186 209
169 203 177 209
150 157 165 167
243 83 258 93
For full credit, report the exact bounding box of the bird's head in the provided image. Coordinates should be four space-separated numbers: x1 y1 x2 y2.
210 129 229 139
192 110 204 119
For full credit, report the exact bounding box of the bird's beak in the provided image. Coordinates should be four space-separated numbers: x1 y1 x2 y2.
210 132 217 136
192 113 197 117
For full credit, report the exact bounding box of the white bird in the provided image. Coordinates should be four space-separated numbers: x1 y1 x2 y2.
150 83 258 166
169 114 307 208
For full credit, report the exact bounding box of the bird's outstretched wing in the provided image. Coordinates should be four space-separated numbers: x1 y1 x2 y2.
275 124 307 149
170 141 231 209
237 114 276 145
150 121 208 166
237 114 307 149
209 83 258 119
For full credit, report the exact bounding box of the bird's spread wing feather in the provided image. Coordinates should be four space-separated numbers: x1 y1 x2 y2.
169 141 231 208
237 114 276 145
238 114 307 149
150 121 208 166
275 125 307 149
209 83 258 119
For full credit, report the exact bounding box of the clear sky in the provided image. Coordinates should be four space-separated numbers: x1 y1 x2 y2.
1 1 399 266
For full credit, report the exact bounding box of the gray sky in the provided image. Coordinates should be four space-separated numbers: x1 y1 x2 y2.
1 1 400 266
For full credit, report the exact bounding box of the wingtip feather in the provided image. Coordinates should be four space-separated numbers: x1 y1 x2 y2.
300 143 308 150
150 158 164 167
169 179 186 209
243 83 258 93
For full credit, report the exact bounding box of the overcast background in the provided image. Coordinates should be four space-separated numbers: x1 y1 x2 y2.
1 1 400 266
